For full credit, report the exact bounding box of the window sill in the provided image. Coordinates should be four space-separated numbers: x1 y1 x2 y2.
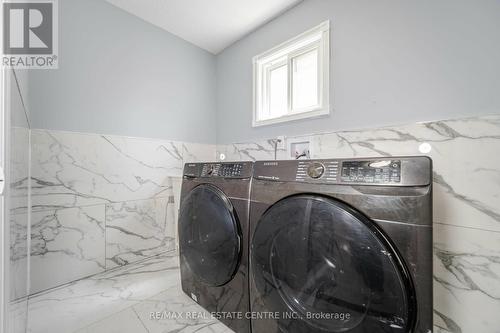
252 107 330 127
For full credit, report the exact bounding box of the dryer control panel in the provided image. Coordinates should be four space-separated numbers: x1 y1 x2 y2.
253 157 431 187
183 162 253 179
341 160 401 184
296 160 401 184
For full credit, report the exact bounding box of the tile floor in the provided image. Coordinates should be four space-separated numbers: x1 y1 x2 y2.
26 251 233 333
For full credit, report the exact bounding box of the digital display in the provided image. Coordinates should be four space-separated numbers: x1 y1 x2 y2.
341 160 401 183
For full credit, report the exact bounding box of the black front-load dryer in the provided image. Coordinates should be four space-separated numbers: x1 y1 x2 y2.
179 162 253 333
249 157 432 333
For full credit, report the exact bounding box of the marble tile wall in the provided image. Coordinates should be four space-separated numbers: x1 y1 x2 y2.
9 67 31 333
9 126 30 333
217 114 500 333
26 129 216 295
9 127 31 300
105 198 175 268
29 206 106 293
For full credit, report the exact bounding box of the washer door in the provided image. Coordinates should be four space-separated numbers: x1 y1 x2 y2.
179 184 241 286
251 195 416 333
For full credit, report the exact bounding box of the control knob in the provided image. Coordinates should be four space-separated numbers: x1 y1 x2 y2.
206 165 215 176
307 162 325 179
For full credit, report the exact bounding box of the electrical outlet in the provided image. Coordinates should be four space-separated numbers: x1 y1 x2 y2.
290 141 310 159
287 137 313 159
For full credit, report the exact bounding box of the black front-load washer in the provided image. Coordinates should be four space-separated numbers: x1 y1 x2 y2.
249 157 433 333
179 162 253 333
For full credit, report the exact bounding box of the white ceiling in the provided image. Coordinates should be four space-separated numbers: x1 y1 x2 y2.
105 0 303 54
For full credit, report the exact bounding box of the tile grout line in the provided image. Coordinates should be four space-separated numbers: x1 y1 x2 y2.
132 306 151 333
27 193 178 215
31 127 216 147
67 253 179 333
433 221 500 234
27 250 177 299
72 305 145 333
104 203 107 272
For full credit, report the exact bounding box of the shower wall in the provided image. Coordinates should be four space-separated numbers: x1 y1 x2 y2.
25 129 215 295
16 0 219 296
8 69 31 333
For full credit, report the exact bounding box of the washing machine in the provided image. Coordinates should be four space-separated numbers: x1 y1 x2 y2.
179 162 253 333
249 157 432 333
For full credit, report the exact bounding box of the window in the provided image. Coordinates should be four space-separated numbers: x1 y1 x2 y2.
253 21 330 127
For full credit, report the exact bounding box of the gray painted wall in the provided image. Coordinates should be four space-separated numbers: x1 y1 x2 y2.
216 0 500 143
27 0 217 143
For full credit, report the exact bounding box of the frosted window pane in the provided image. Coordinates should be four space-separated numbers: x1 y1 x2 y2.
292 49 318 110
268 64 288 119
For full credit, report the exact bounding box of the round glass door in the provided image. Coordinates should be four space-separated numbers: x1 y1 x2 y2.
179 184 241 286
251 195 415 332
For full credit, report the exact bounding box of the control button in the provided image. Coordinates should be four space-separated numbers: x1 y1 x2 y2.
307 162 325 179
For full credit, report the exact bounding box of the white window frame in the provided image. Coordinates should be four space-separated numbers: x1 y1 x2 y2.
253 21 330 127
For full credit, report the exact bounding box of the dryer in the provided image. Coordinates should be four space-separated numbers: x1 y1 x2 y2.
249 157 432 333
179 162 253 333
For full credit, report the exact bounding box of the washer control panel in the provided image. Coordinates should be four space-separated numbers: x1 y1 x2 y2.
201 163 244 177
341 160 401 183
184 162 252 179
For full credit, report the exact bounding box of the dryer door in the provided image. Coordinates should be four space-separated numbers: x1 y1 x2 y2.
251 194 416 333
179 184 241 286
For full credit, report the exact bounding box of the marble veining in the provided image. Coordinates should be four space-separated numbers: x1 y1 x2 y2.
311 116 500 233
29 129 215 215
217 114 500 333
218 115 500 231
30 205 106 294
10 214 29 263
182 142 217 163
26 251 232 333
217 139 286 162
105 197 176 268
9 126 31 305
26 129 216 293
131 286 233 333
9 213 29 300
30 130 188 211
433 223 500 333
